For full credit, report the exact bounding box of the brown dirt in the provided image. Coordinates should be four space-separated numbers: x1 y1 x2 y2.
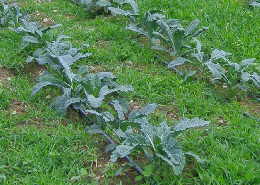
9 99 28 116
31 11 56 27
0 67 14 89
88 65 105 73
21 62 46 80
82 135 143 185
240 95 260 118
157 103 180 121
94 38 111 49
214 115 228 127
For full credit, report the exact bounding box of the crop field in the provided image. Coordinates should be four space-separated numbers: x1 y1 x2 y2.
1 0 260 184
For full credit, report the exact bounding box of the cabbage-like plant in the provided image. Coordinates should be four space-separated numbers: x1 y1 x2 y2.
110 117 209 176
26 35 90 67
31 54 134 114
249 0 260 6
84 98 209 176
151 19 208 58
204 49 260 93
9 19 61 49
0 3 29 27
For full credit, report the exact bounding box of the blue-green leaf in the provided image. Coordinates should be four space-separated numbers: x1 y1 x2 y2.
174 117 210 132
31 81 65 96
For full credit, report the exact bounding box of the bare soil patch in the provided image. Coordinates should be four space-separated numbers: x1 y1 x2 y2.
9 99 28 116
240 95 260 118
31 11 56 27
83 135 142 185
0 67 14 88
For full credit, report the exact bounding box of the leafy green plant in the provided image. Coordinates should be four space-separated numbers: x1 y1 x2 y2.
31 54 134 114
26 35 89 65
9 19 61 49
85 102 158 137
249 0 260 7
124 10 166 38
72 0 112 14
204 50 260 93
107 0 139 22
109 117 209 176
151 19 208 58
168 38 260 95
0 3 29 27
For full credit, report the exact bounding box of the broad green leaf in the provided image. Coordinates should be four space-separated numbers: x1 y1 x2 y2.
115 128 133 138
156 153 185 176
240 58 255 68
205 61 225 80
185 151 205 164
85 124 104 133
251 72 260 87
108 7 127 15
192 27 208 37
110 145 135 162
63 97 82 112
173 28 185 51
151 45 169 52
87 94 104 109
174 117 210 132
35 71 63 84
77 65 89 75
184 19 200 37
31 81 65 96
125 24 150 38
168 57 191 68
152 31 168 42
156 19 174 50
210 49 232 62
26 56 34 63
111 99 125 120
126 0 139 13
96 0 111 7
105 143 117 154
162 137 184 165
58 55 75 81
97 72 116 80
128 109 138 121
249 0 260 6
165 19 182 29
111 84 134 93
56 35 71 42
32 48 44 57
139 103 157 116
184 71 197 81
22 35 39 43
156 120 172 141
110 98 129 120
85 110 112 122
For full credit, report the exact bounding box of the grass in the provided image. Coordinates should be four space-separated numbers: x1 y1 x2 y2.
1 0 260 184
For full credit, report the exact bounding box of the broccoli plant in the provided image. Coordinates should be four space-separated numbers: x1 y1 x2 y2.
9 19 61 49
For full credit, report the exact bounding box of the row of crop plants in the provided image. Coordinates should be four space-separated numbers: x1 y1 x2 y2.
1 0 260 183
